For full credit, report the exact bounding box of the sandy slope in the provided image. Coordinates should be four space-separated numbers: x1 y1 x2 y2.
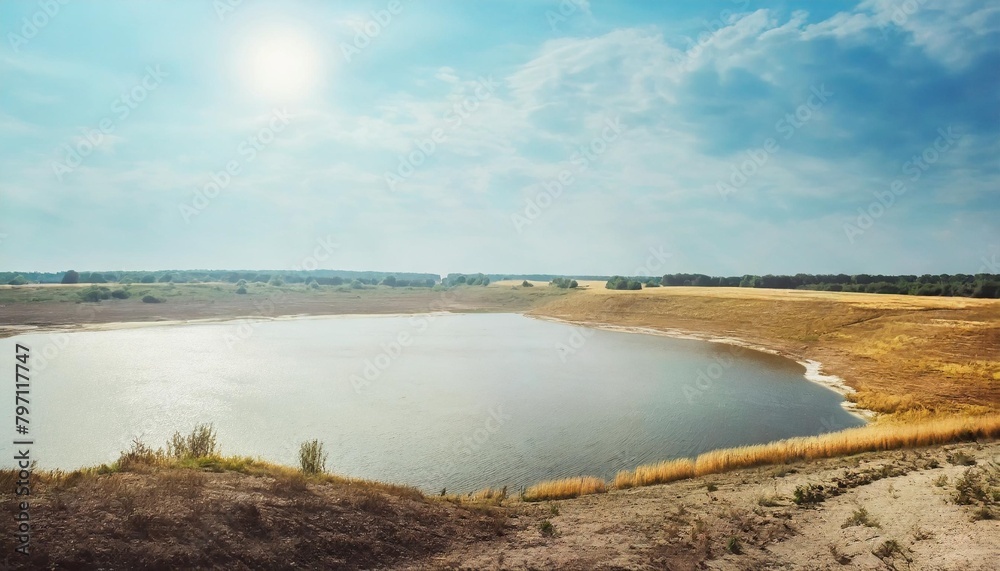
417 441 1000 570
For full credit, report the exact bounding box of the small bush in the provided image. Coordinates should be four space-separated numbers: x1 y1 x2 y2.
842 506 880 528
725 536 742 554
235 286 248 294
521 280 533 287
948 451 977 466
872 539 906 560
539 520 555 536
299 439 328 475
756 494 781 507
793 484 825 505
706 482 719 492
110 289 130 299
141 295 163 304
116 438 161 471
972 507 995 521
166 424 218 459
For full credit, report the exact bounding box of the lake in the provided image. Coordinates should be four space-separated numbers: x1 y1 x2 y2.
1 313 865 492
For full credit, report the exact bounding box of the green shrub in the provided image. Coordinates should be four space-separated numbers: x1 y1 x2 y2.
8 275 27 285
166 424 218 459
298 439 328 475
141 295 163 303
539 520 555 536
842 506 880 528
116 438 161 471
110 289 130 299
521 280 534 287
793 484 825 505
235 286 248 294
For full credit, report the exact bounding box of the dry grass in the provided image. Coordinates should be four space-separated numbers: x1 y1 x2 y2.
691 414 1000 476
521 414 1000 500
523 476 606 502
613 458 695 489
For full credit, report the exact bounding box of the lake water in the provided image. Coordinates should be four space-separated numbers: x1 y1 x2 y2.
0 313 864 492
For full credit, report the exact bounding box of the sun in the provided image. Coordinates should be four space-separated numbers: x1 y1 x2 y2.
235 26 324 102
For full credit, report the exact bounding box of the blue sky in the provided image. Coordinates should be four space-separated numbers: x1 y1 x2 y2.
1 0 997 276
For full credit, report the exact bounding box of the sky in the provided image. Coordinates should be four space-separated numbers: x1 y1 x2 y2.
0 0 998 276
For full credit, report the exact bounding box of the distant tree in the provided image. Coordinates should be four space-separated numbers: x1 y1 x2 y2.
140 275 156 283
8 275 27 285
606 276 642 290
61 270 80 284
157 273 173 283
268 276 284 286
381 275 397 287
972 281 999 299
521 280 534 287
110 289 130 299
235 286 248 294
141 295 163 303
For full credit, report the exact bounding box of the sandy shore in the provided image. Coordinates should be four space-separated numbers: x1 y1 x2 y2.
530 314 874 420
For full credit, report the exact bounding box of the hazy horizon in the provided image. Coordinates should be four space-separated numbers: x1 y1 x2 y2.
2 1 998 276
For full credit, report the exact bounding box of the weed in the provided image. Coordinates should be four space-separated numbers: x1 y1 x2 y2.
539 520 555 537
948 451 977 466
298 439 328 475
842 506 880 528
971 507 995 521
793 484 825 505
725 536 742 554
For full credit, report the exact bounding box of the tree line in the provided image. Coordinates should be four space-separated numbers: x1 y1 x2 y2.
651 273 1000 298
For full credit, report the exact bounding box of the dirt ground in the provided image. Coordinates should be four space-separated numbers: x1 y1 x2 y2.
3 442 996 570
417 441 1000 571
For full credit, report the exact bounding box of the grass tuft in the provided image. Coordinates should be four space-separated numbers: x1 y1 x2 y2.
523 476 606 502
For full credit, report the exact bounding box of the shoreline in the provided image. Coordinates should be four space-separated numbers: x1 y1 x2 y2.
3 308 876 421
528 314 877 421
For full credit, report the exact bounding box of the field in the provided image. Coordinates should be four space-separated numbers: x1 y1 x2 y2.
529 282 1000 417
2 281 999 568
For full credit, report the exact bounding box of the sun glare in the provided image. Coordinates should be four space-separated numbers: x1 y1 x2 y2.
235 26 324 102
